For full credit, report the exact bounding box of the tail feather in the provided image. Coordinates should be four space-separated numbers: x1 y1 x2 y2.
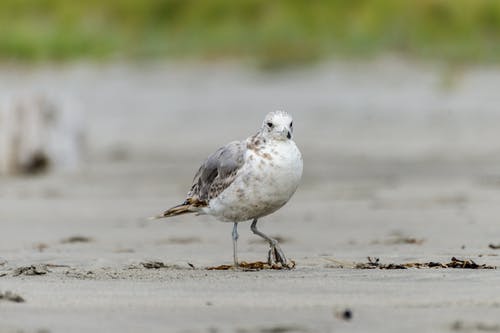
151 199 206 220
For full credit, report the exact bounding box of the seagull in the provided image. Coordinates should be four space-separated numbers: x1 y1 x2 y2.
154 111 303 268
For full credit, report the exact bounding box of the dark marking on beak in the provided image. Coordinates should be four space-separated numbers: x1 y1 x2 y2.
287 131 291 139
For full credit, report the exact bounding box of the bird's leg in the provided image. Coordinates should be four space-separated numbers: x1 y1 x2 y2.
250 218 290 267
232 222 239 267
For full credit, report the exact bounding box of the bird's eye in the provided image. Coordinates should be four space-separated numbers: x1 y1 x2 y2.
267 122 273 128
289 122 293 128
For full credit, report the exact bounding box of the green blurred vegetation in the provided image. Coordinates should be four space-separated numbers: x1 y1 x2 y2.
1 0 500 67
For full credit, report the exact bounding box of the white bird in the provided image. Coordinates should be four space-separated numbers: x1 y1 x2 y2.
154 111 303 268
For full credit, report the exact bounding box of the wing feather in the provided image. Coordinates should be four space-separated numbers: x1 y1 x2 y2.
187 140 246 204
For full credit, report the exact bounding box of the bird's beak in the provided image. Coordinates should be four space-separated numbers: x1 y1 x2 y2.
277 126 291 140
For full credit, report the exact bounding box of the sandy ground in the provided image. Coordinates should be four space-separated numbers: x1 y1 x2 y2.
2 59 500 332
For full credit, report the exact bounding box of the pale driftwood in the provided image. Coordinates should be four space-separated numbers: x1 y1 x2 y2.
0 95 84 176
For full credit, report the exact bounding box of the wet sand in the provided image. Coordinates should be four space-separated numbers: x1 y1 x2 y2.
2 59 500 332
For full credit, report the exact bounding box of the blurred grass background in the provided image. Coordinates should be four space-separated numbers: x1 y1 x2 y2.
1 0 500 67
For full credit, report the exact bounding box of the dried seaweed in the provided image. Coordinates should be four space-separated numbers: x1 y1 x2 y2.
61 236 93 244
207 264 234 271
0 291 25 303
403 262 447 269
352 257 495 270
489 244 500 250
446 257 495 269
354 257 407 269
13 264 50 276
141 261 168 269
207 261 296 271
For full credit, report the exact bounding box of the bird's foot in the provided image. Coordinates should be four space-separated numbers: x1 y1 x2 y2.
267 243 295 269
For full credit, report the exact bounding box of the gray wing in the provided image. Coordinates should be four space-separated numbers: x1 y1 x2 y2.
186 140 246 204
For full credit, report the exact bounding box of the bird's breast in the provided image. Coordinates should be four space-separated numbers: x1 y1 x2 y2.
207 140 303 222
245 140 303 199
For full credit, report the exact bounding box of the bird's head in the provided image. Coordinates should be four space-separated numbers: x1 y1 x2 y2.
261 110 294 141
